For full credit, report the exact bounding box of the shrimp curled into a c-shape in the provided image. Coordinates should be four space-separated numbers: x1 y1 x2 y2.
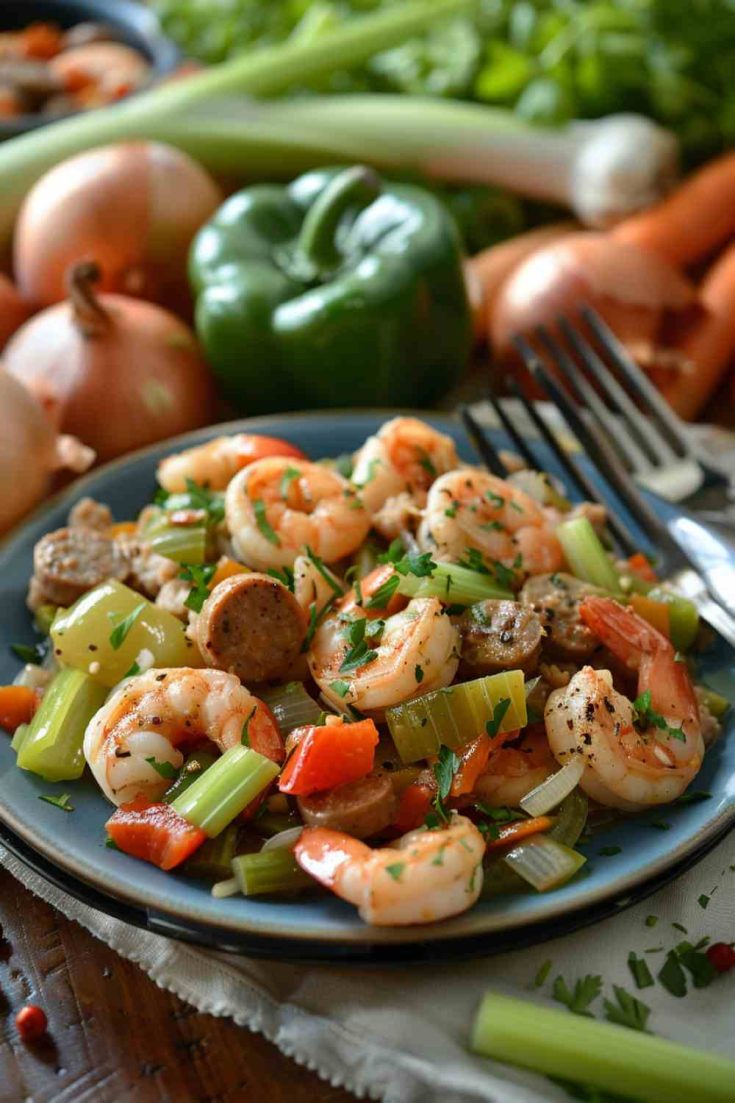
83 668 276 806
295 814 485 926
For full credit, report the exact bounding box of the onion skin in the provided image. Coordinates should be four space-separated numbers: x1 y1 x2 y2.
0 274 30 350
13 142 223 315
4 263 216 464
490 232 699 371
0 371 94 534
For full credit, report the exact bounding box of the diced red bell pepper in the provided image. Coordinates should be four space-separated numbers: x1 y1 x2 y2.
0 685 39 733
393 781 434 833
278 719 379 796
106 799 206 870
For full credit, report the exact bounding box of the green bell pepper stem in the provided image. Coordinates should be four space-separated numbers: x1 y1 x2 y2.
296 165 381 274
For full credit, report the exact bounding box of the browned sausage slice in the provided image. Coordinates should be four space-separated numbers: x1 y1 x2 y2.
297 774 398 839
459 599 543 675
28 526 129 609
520 572 600 661
195 573 307 685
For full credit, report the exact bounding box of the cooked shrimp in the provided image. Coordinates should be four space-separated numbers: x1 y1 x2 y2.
309 572 460 716
351 417 459 515
293 552 345 618
545 597 704 809
225 457 371 571
157 434 304 492
294 814 485 926
473 728 557 807
83 668 281 806
418 469 564 578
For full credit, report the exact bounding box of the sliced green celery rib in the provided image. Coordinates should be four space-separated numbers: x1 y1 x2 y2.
183 825 239 881
172 745 279 837
386 670 527 763
259 682 322 735
163 751 217 804
557 517 622 593
16 670 108 782
397 562 513 605
231 848 313 896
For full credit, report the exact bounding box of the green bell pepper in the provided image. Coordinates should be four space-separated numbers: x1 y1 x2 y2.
189 165 472 411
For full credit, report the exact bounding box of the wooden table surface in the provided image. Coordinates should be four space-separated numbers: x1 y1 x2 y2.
0 869 355 1103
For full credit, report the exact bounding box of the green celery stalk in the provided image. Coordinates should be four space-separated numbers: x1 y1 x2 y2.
147 522 207 565
16 670 108 781
172 745 279 837
258 682 322 735
397 562 513 605
557 517 622 593
646 587 700 650
10 723 30 755
387 670 527 763
162 750 217 804
231 848 313 896
0 0 474 247
183 825 239 881
471 992 735 1103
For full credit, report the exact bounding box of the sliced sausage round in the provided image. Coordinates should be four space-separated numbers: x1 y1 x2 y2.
459 599 543 675
29 526 129 609
195 573 307 685
297 774 398 839
520 572 599 661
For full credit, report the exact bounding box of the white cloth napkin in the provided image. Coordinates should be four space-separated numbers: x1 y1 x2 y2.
2 835 733 1103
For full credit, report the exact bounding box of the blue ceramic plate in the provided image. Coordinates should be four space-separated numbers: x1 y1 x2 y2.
0 413 733 962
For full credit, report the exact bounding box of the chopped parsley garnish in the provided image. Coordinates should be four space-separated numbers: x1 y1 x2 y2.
627 952 654 990
267 565 295 591
279 465 301 498
124 661 141 678
633 689 685 742
179 563 216 612
676 941 717 989
39 792 73 812
155 479 225 525
698 893 710 909
385 862 405 882
534 959 553 988
485 697 511 739
645 915 659 928
339 618 378 674
378 538 405 564
145 757 179 780
416 448 437 477
485 491 505 508
11 641 47 665
108 603 146 650
365 573 400 610
480 520 504 532
603 986 650 1032
444 501 459 519
241 705 256 746
658 951 687 997
672 922 688 934
301 596 336 652
333 453 354 479
648 819 671 831
673 790 711 806
394 551 437 578
458 547 490 574
429 745 461 824
552 974 602 1017
415 664 424 683
253 498 281 546
330 679 350 698
305 547 344 597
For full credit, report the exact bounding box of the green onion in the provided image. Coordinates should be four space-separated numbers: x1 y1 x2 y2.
470 991 735 1103
396 562 513 605
231 848 314 896
520 759 585 817
162 750 217 804
386 670 526 763
259 682 323 734
502 836 586 892
0 0 474 248
171 745 279 837
183 825 239 881
16 670 108 782
557 517 622 593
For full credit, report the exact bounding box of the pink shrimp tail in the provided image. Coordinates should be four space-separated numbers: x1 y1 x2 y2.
579 595 670 667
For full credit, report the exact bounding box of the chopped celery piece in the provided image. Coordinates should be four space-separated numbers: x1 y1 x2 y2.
259 682 322 735
647 587 699 650
698 686 730 719
10 722 30 754
51 580 199 687
548 789 588 848
33 604 59 635
183 825 239 881
502 835 585 891
397 562 513 605
386 670 527 763
141 508 208 564
471 992 735 1103
163 750 217 804
172 745 279 837
16 669 107 781
231 848 313 896
557 517 622 594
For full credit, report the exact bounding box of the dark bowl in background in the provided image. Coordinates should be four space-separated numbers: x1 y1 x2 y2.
0 0 180 139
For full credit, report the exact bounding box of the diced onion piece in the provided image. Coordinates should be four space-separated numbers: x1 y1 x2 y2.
507 469 570 511
386 670 527 763
211 876 240 898
261 826 303 852
502 836 586 892
259 682 323 735
520 758 585 817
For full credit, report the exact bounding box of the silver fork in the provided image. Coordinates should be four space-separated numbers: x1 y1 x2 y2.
459 379 735 650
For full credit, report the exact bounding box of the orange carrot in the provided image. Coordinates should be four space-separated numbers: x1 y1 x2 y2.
626 552 658 585
211 557 249 588
0 685 38 733
450 734 494 798
660 239 735 419
485 815 553 851
465 222 577 342
107 521 137 539
630 593 670 639
613 153 735 268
